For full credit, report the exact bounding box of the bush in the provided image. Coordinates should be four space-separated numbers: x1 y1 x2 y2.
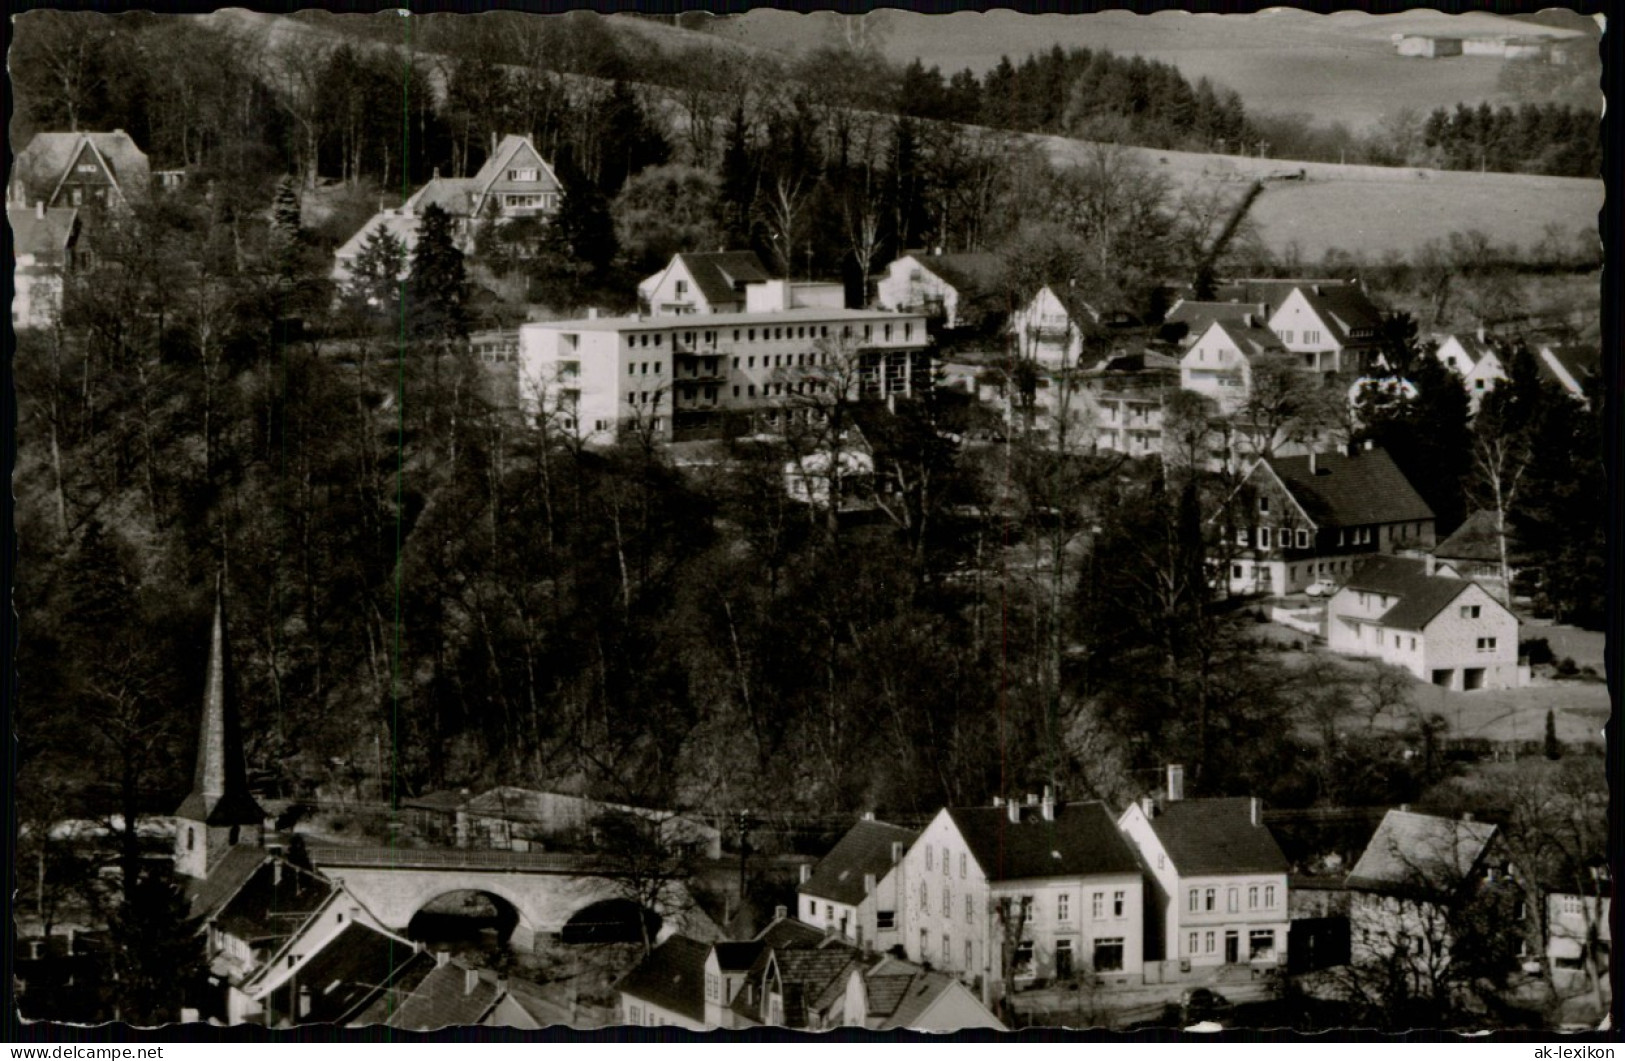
1519 637 1554 666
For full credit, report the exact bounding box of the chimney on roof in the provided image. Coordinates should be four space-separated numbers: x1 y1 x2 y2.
1251 797 1262 826
1026 793 1038 807
36 200 45 220
862 811 875 821
491 130 498 156
1312 284 1322 295
1007 799 1021 824
774 904 787 920
1257 302 1268 318
465 967 480 996
436 950 450 967
863 872 876 895
432 166 440 181
496 975 509 997
799 863 811 884
1425 553 1436 577
933 245 942 256
1462 812 1474 823
991 796 1003 808
1476 324 1487 344
890 841 904 864
1308 452 1317 475
1243 313 1254 328
1040 787 1054 821
273 860 283 886
1140 795 1156 819
1363 438 1374 452
1167 764 1185 802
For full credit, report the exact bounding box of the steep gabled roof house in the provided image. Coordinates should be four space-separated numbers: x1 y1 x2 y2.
10 130 151 211
1179 315 1287 414
638 250 773 315
875 250 1007 332
614 934 715 1030
797 816 916 950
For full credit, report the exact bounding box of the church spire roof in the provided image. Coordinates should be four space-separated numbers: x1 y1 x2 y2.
175 575 265 826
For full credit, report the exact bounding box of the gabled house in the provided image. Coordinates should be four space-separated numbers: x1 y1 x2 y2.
1223 445 1436 596
616 935 720 1030
1430 509 1517 587
875 251 1006 333
703 941 767 1027
1179 316 1287 415
1160 299 1263 349
1326 555 1522 690
1434 330 1506 411
10 201 80 329
332 135 561 285
1346 810 1523 974
9 130 151 212
1009 283 1134 368
859 955 1006 1031
1212 278 1385 375
1117 789 1290 972
1547 870 1610 995
637 250 772 315
245 919 434 1028
900 793 1146 997
728 943 866 1030
796 815 916 951
352 955 547 1030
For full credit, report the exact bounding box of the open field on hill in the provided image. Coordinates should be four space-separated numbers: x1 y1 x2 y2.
708 8 1594 132
1038 134 1602 259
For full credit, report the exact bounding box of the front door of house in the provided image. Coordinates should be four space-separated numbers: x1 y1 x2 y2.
1055 940 1073 980
1224 931 1239 964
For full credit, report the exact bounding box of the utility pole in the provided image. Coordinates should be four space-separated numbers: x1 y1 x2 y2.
736 810 753 906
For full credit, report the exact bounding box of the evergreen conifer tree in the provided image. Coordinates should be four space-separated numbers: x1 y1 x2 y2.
406 203 470 343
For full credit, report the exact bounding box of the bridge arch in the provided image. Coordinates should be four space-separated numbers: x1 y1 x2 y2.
559 897 662 945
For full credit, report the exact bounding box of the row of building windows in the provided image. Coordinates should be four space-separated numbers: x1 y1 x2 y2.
1187 928 1276 959
1187 884 1277 913
624 321 913 350
1237 527 1312 550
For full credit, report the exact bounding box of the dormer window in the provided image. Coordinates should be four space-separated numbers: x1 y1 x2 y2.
508 168 539 182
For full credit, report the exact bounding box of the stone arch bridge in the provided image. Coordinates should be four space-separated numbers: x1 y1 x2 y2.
307 845 700 951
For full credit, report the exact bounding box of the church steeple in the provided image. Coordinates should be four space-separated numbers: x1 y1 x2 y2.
175 575 264 879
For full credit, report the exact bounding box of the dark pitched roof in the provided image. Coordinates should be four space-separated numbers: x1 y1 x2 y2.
401 790 469 813
915 252 1005 299
754 916 828 950
1432 510 1507 563
1347 810 1498 900
1538 344 1601 395
1264 448 1435 529
614 935 710 1023
184 845 270 922
381 961 504 1030
775 948 860 1025
678 251 770 306
214 858 335 945
800 819 917 905
1211 279 1383 346
948 801 1142 882
1342 555 1484 632
1148 798 1289 876
285 922 431 1026
1210 318 1287 358
1440 331 1495 364
175 588 266 827
1163 300 1263 343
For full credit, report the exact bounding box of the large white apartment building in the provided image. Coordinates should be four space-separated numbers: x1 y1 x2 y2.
518 280 931 443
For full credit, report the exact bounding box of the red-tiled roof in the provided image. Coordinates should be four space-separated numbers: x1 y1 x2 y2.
800 819 916 906
1148 798 1289 876
948 801 1142 882
1265 448 1434 529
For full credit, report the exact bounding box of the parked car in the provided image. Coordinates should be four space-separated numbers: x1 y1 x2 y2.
1181 987 1233 1024
1304 577 1339 598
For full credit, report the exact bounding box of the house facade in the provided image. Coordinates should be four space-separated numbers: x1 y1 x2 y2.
796 816 915 951
1434 331 1506 411
9 202 79 329
332 135 561 285
1326 555 1522 690
1222 446 1436 596
617 935 713 1030
518 285 930 444
9 130 151 212
1212 279 1385 376
1008 284 1120 368
875 251 1004 332
898 795 1146 999
1117 794 1290 973
1179 317 1284 415
637 250 772 315
1547 886 1611 993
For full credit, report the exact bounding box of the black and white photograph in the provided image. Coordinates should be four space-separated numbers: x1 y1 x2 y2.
7 0 1610 1039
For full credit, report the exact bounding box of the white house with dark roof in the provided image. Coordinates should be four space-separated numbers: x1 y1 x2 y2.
1117 788 1290 972
617 935 714 1030
875 251 1006 331
1224 445 1436 596
1346 809 1525 975
1179 316 1286 414
637 250 773 315
1161 299 1263 349
1326 555 1522 690
898 792 1146 998
796 815 916 951
1008 283 1136 368
332 135 561 285
1212 278 1386 375
1434 329 1506 411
